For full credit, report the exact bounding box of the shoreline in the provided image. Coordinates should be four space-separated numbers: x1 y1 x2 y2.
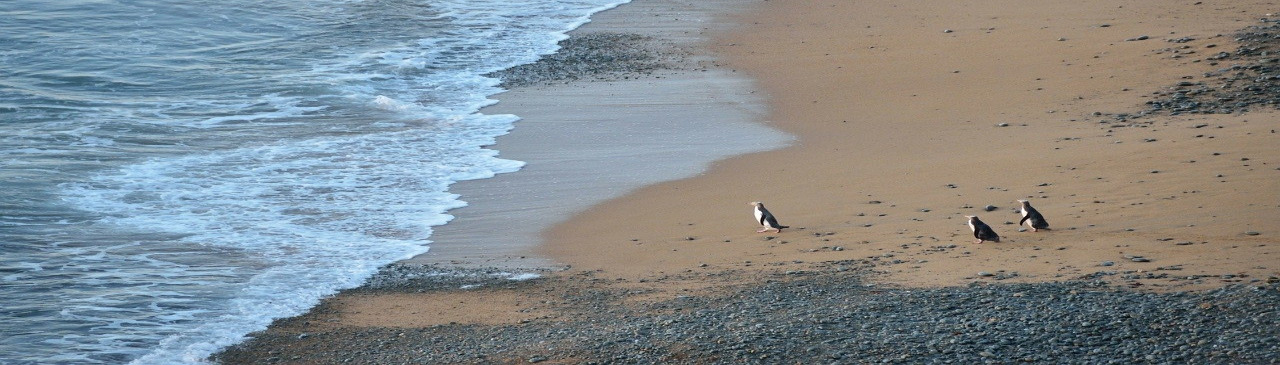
213 0 1279 363
405 0 789 269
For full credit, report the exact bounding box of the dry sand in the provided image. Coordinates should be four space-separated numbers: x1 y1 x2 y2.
224 0 1279 345
544 0 1279 291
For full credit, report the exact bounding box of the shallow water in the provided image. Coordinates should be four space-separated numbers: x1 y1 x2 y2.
0 0 626 363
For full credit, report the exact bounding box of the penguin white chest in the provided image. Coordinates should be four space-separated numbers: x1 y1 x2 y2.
754 208 765 224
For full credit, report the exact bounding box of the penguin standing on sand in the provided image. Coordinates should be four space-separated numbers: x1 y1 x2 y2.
750 201 789 233
965 215 1000 243
1017 199 1050 232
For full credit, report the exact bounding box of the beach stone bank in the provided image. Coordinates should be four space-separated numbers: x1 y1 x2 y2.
486 32 683 88
1112 19 1280 121
214 264 1280 364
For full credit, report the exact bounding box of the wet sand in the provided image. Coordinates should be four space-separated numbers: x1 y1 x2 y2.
214 0 1280 363
406 0 790 269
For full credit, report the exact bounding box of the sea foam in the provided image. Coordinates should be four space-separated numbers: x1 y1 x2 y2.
0 0 629 363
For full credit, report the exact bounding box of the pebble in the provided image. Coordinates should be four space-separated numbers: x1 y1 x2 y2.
1139 19 1280 118
215 265 1280 365
488 33 677 88
983 205 998 212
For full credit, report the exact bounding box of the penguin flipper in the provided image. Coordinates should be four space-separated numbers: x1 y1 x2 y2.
1034 216 1050 229
978 225 999 242
764 216 782 228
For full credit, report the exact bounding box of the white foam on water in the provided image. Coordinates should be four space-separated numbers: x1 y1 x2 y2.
193 95 327 128
507 273 543 281
4 0 634 363
59 117 528 363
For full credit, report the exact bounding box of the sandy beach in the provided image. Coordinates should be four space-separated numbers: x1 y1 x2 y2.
215 0 1279 363
544 0 1278 289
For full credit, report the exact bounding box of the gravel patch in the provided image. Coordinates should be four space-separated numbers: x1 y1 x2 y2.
1107 19 1280 122
214 263 1280 364
486 32 685 88
355 264 556 293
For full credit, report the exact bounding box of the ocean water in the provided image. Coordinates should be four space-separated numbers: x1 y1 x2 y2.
0 0 627 363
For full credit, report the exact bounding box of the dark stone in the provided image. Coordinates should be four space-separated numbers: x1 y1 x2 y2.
486 32 682 88
1131 20 1280 121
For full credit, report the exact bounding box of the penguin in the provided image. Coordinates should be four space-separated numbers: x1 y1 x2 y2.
965 215 1000 243
750 201 789 233
1016 199 1050 232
